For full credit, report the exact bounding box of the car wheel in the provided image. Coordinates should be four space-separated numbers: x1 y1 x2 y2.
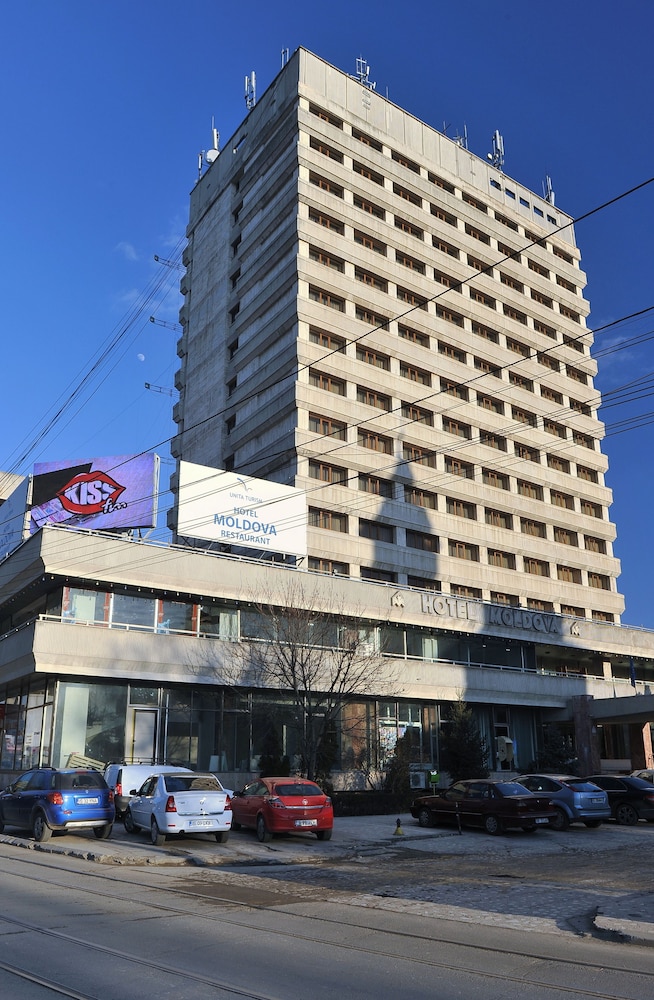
484 814 502 836
214 831 229 844
615 802 639 826
256 814 272 843
93 823 112 840
584 820 602 828
0 817 4 834
123 808 137 834
549 807 570 832
316 828 332 841
32 812 52 843
417 807 433 828
151 817 166 846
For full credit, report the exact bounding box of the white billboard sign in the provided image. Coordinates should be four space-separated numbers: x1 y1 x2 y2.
177 462 307 557
0 476 30 561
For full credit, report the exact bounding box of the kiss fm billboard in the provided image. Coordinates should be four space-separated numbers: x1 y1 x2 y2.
29 454 159 534
176 462 307 557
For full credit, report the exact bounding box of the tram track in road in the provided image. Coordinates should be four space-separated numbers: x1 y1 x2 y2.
0 847 653 1000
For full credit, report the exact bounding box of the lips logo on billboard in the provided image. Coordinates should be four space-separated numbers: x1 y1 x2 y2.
58 472 128 516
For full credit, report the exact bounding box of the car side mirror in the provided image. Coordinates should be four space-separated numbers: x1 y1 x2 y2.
129 788 138 795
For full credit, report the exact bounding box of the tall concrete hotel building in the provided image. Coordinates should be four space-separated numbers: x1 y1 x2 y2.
173 48 621 625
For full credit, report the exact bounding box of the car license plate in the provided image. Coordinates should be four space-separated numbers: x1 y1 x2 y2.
535 817 548 824
591 797 604 803
295 819 317 827
77 797 99 805
192 820 213 828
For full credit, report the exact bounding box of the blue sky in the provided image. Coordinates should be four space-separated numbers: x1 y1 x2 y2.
2 2 654 624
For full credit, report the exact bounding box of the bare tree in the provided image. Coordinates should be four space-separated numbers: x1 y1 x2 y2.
233 579 397 782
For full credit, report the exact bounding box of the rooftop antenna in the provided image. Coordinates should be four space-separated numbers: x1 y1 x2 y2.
354 56 376 90
454 123 469 150
245 72 256 110
487 130 505 170
544 175 555 206
197 118 220 179
281 47 290 68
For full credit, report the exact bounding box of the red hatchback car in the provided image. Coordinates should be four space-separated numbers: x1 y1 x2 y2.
231 777 334 842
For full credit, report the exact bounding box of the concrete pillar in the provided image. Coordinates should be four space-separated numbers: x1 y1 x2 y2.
629 723 653 770
571 695 601 774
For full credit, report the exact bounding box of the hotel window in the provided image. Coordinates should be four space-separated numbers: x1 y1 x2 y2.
557 274 578 293
440 378 468 401
436 304 466 327
309 508 349 532
309 460 348 485
531 288 553 308
465 223 490 244
446 497 476 519
451 584 482 599
472 321 499 344
577 464 598 484
228 338 239 358
527 598 554 611
354 229 386 254
491 592 520 607
360 519 394 543
524 557 549 577
355 305 389 327
359 474 393 497
358 429 392 453
355 267 387 291
561 604 584 617
588 572 610 590
406 530 439 552
392 150 420 173
310 136 343 161
585 535 607 554
227 376 237 396
309 208 345 233
361 567 397 583
429 172 455 193
309 104 343 128
580 499 602 518
356 345 390 369
512 406 536 426
570 398 591 417
515 442 539 463
404 486 437 509
470 287 496 308
518 480 543 500
434 236 460 257
230 269 241 290
432 205 458 227
402 402 433 426
408 575 440 592
309 557 349 575
553 245 574 264
483 468 510 490
439 340 466 362
495 212 519 231
501 272 524 293
563 334 585 353
498 241 518 258
463 193 488 213
309 327 346 352
352 127 383 151
541 386 563 405
443 417 471 439
229 303 240 323
397 286 428 309
509 372 534 392
566 365 588 385
573 431 595 450
554 526 577 546
467 253 492 274
535 319 557 339
486 508 513 530
309 246 345 272
560 304 580 323
393 182 421 206
544 419 566 439
477 393 504 414
548 454 570 473
309 413 347 439
357 385 391 410
449 539 479 561
482 431 507 452
475 357 501 378
399 324 429 347
395 217 423 239
400 362 431 385
551 490 574 510
225 414 236 434
309 369 346 395
503 304 527 325
309 172 344 198
396 250 425 274
445 456 474 478
353 160 384 184
528 258 550 278
309 286 345 311
540 354 560 373
521 517 546 537
592 610 614 622
403 444 437 468
354 192 386 219
488 550 516 570
434 270 460 292
506 337 529 358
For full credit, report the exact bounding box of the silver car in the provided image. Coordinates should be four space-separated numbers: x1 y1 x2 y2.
124 771 232 845
517 774 610 830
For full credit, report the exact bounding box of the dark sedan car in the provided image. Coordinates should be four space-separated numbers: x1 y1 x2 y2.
584 774 654 825
411 779 557 835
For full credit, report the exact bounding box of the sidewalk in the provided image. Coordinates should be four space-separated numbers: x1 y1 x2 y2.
2 813 652 946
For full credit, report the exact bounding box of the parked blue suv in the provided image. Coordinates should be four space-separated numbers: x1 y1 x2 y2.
0 768 115 842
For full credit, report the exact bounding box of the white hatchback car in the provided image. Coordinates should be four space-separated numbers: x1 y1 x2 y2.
124 771 232 845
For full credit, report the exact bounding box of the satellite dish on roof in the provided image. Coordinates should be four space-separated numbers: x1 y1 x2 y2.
205 149 219 164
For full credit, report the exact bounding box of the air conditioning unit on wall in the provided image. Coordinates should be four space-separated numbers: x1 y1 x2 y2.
409 771 426 790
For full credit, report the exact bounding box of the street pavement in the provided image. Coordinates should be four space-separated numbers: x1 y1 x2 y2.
1 812 652 947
